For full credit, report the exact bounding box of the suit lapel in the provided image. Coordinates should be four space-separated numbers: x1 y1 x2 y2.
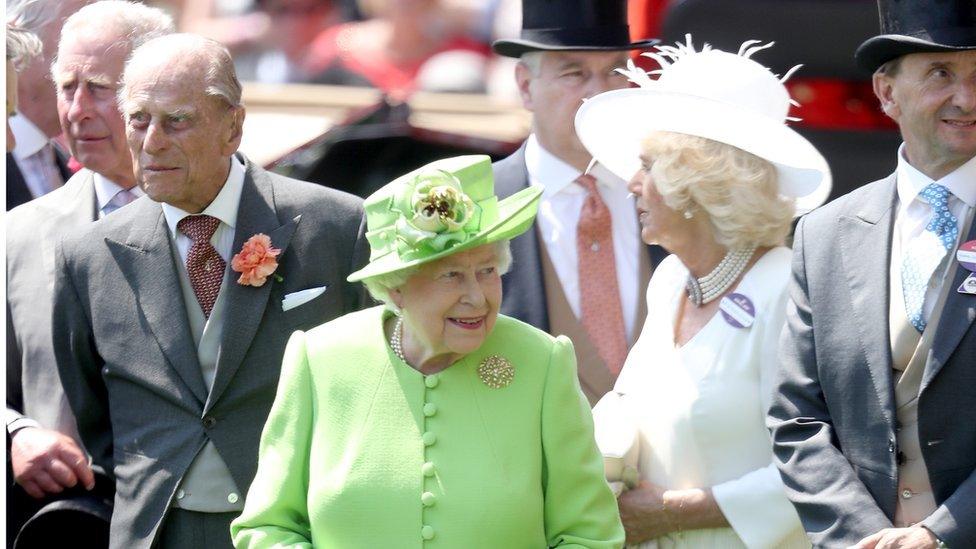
104 200 208 404
206 163 299 411
921 211 976 393
837 176 898 424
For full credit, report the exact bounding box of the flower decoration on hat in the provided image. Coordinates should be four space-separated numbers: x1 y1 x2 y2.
394 169 478 259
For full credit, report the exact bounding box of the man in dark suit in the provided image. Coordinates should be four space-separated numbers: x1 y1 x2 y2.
768 1 976 547
5 0 87 209
52 33 368 548
490 0 661 404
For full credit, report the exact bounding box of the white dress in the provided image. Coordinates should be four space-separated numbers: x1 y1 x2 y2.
601 247 809 549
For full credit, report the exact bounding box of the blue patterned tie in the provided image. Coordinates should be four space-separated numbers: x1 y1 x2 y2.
900 183 958 332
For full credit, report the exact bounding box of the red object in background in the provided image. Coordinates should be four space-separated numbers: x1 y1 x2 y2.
629 0 669 72
787 79 898 131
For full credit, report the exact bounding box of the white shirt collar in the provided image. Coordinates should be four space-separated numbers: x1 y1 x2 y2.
162 156 246 238
93 172 145 211
524 134 587 198
9 114 50 160
896 143 976 211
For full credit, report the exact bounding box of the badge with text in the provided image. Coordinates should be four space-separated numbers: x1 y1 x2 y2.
958 240 976 273
959 273 976 295
720 293 755 329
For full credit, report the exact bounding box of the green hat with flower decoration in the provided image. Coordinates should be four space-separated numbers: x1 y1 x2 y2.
347 155 542 283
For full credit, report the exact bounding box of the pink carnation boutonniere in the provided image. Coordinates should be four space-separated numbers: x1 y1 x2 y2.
231 233 283 287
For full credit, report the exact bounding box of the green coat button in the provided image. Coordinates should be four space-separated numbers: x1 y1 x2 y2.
422 432 437 446
421 525 435 540
423 403 437 417
424 375 439 389
421 491 436 507
422 462 435 477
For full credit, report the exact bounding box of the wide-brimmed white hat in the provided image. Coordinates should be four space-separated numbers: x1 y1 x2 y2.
575 36 832 215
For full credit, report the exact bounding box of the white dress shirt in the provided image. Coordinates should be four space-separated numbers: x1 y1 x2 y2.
602 248 809 548
890 145 976 325
93 172 145 218
524 134 642 340
9 114 65 198
161 156 245 264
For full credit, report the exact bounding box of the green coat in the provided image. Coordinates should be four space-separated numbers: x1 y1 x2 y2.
231 306 624 548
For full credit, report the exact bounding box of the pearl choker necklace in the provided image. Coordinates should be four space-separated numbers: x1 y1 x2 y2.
390 316 406 362
686 247 756 307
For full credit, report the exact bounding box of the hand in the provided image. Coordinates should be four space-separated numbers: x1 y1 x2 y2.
852 526 939 549
10 427 94 499
617 480 671 544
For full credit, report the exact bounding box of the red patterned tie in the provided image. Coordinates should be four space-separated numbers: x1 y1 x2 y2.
576 174 628 375
177 215 225 318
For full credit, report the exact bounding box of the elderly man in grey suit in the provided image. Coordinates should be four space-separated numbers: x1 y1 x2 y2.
6 0 174 537
767 1 976 547
52 33 368 548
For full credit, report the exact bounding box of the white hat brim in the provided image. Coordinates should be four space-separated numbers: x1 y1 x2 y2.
575 87 832 215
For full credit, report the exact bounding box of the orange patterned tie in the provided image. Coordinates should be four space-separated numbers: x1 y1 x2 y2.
177 215 225 318
576 174 628 375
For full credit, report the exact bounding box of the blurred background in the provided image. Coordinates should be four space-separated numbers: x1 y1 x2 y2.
10 0 903 201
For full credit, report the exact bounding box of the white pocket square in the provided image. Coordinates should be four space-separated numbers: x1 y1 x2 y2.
282 286 328 312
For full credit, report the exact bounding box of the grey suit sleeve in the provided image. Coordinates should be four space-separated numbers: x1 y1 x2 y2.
51 240 113 472
767 216 892 545
922 471 976 544
347 210 372 310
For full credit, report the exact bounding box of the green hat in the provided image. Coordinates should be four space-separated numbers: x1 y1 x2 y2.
347 155 542 283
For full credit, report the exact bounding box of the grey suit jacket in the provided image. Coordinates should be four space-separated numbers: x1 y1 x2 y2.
52 159 369 548
7 168 98 442
768 173 976 547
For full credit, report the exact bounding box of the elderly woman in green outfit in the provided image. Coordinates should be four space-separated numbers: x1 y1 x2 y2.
231 155 625 549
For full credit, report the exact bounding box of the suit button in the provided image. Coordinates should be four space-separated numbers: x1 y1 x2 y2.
176 489 185 500
424 375 439 389
422 432 437 446
888 439 895 453
421 525 435 540
421 492 436 507
902 489 913 499
422 462 435 477
102 367 110 376
203 416 217 429
227 493 239 504
423 403 437 417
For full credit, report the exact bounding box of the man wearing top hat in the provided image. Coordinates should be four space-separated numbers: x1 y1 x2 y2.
491 0 662 405
767 1 976 547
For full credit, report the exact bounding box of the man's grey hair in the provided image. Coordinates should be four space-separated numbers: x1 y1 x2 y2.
6 24 42 70
519 51 543 77
54 1 174 75
120 33 243 109
6 0 65 34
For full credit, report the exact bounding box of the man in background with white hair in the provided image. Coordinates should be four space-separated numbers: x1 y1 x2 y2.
52 33 368 548
6 2 174 546
5 0 88 209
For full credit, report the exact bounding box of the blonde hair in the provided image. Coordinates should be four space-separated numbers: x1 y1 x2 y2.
362 240 513 311
643 131 795 249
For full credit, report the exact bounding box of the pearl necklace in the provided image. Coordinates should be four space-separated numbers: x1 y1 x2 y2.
390 316 406 362
685 247 756 307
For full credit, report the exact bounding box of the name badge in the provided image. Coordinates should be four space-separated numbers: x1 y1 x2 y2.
720 293 755 329
957 240 976 273
959 273 976 295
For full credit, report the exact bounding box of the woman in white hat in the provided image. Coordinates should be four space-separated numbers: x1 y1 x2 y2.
576 37 831 548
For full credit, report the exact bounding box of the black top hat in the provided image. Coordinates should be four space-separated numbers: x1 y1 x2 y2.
492 0 658 58
855 0 976 71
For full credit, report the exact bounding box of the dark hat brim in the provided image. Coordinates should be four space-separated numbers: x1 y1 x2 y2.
855 34 976 71
492 37 659 58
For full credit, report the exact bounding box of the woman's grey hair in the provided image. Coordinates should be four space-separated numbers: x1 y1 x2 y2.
120 33 242 109
363 240 513 311
642 131 795 249
54 1 174 79
6 24 42 70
